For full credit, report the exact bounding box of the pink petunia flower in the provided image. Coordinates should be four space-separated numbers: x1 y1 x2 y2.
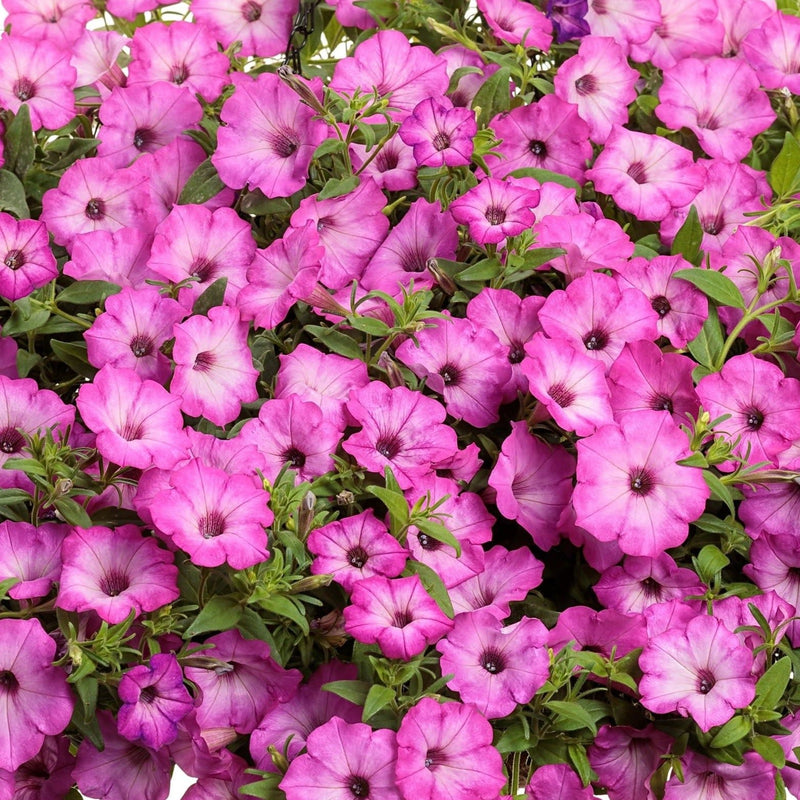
395 697 506 800
0 212 58 302
549 605 647 658
573 411 710 556
527 763 596 800
742 10 800 93
63 227 157 288
56 525 180 624
664 750 775 800
70 29 128 89
10 735 75 800
4 0 96 48
0 521 67 601
343 574 453 659
399 96 477 168
0 618 74 770
477 0 553 48
350 134 418 192
437 609 550 718
280 717 403 800
213 72 329 199
584 0 661 51
639 614 756 731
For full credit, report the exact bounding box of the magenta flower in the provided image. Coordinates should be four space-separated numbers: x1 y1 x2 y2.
586 127 704 222
0 338 16 379
549 605 646 658
128 21 231 103
0 35 76 130
171 306 259 427
489 421 576 551
639 614 756 731
538 271 659 371
77 365 187 470
553 35 639 143
437 609 549 718
742 10 800 93
344 574 453 659
71 29 128 89
664 750 774 800
0 213 57 302
84 286 185 383
450 177 539 245
588 725 674 800
399 97 477 168
184 629 301 734
350 134 418 191
439 45 501 108
56 524 179 624
73 711 171 800
238 396 344 485
0 618 74 770
739 456 800 539
0 375 75 490
573 411 710 557
97 82 203 168
0 521 66 601
396 315 512 427
330 30 449 122
657 57 775 162
523 334 614 437
213 72 329 199
718 0 774 57
238 223 322 331
395 697 506 800
118 653 195 750
280 717 402 800
251 661 362 772
584 0 661 51
150 458 272 570
343 381 458 490
485 95 593 182
10 734 75 800
5 0 96 47
450 544 543 618
40 157 152 248
64 227 157 288
289 178 390 290
478 0 553 48
696 354 800 468
275 344 369 430
308 509 407 592
148 204 256 309
607 340 699 424
527 764 595 800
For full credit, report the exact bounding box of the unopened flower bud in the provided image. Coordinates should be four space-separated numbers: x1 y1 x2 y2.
378 351 405 388
278 65 327 116
289 574 333 593
54 477 73 496
427 258 456 295
337 490 355 506
298 491 316 537
268 745 290 774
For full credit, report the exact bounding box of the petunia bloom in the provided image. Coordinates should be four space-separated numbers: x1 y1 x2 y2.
0 213 58 302
399 96 477 168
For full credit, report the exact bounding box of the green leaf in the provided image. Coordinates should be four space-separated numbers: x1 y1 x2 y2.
752 734 786 768
318 175 360 200
49 340 96 380
687 305 724 370
472 66 512 127
362 684 395 722
48 138 101 171
192 277 228 316
73 675 99 724
177 158 226 205
57 280 122 306
367 485 410 526
404 559 454 618
694 544 730 583
321 679 370 705
4 104 35 179
53 497 92 528
769 132 800 196
346 315 390 336
305 325 365 360
702 470 737 516
567 742 595 787
674 268 745 309
183 596 244 638
496 722 532 753
2 300 50 336
548 700 598 735
507 167 581 191
239 773 284 799
0 170 30 218
414 517 462 558
670 206 703 265
709 715 750 748
0 576 21 601
455 258 503 283
259 593 309 635
755 657 791 709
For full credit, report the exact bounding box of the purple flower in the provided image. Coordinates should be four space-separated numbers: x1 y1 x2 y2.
639 614 756 731
280 717 402 800
664 750 774 800
437 609 550 718
546 0 590 42
11 734 75 800
0 618 74 770
0 213 58 302
118 653 195 750
344 574 453 659
57 524 180 624
399 97 476 168
527 763 595 800
395 697 506 800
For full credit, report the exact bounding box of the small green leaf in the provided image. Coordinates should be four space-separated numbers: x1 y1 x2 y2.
709 715 750 748
404 559 454 618
455 258 503 283
694 544 730 584
702 470 737 516
567 743 595 786
318 175 360 200
305 325 365 360
752 734 786 768
755 657 791 709
0 170 30 218
687 305 724 370
192 277 228 316
670 206 703 265
413 517 462 558
73 676 99 724
239 773 284 799
508 167 581 191
57 280 122 306
769 132 800 196
183 596 244 638
548 700 598 734
472 66 512 127
367 485 410 526
321 679 371 705
178 159 226 205
49 340 96 380
4 104 35 179
2 301 50 336
362 684 395 722
259 594 310 635
346 315 390 336
674 268 745 309
53 497 92 528
0 576 21 601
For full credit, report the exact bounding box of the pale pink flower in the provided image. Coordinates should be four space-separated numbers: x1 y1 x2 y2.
477 0 553 48
742 10 800 93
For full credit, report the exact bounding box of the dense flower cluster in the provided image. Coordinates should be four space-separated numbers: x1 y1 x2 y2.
2 0 800 799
